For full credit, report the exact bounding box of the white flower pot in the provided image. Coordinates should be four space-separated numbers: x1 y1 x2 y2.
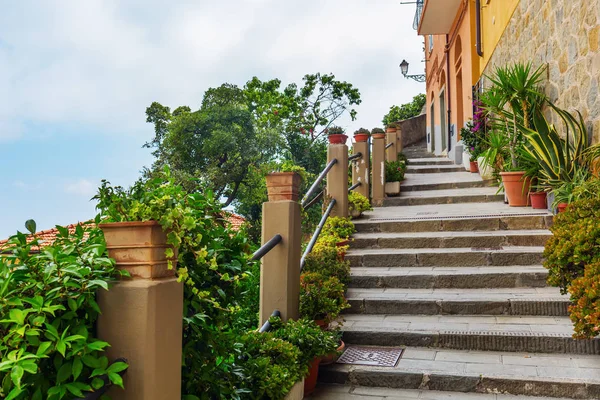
385 181 401 196
478 156 494 180
463 151 471 171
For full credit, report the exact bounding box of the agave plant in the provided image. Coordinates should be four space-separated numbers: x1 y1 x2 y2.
521 103 590 188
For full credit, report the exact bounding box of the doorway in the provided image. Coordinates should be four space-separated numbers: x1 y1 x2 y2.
439 88 447 153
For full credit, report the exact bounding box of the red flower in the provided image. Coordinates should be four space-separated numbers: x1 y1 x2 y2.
273 110 279 115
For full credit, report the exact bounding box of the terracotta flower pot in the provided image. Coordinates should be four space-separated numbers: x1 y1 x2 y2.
98 221 177 279
265 172 302 202
314 319 329 330
320 340 346 366
303 357 321 396
500 172 532 207
386 127 396 134
557 202 569 213
469 161 479 173
353 133 369 142
529 191 548 209
328 134 348 144
371 133 385 139
349 208 362 219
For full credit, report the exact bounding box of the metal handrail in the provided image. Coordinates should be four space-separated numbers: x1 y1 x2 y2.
79 358 128 400
303 190 324 211
301 159 337 207
348 152 362 162
300 198 337 271
348 182 361 192
259 310 281 333
385 142 394 149
251 234 283 261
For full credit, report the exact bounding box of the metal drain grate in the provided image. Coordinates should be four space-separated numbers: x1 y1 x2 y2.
337 346 404 367
371 212 549 222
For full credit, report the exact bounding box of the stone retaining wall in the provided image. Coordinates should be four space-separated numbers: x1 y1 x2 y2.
399 113 426 148
483 0 600 143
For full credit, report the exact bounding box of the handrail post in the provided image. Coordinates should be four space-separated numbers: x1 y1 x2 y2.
396 124 403 154
352 140 370 199
259 173 302 326
386 126 398 162
372 133 386 206
326 140 349 217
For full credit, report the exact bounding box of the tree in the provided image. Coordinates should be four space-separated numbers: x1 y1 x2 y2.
382 93 426 126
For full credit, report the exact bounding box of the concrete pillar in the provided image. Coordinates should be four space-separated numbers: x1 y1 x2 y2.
98 222 183 400
372 135 386 205
352 141 370 199
327 143 349 217
396 126 403 153
260 173 302 326
386 131 398 162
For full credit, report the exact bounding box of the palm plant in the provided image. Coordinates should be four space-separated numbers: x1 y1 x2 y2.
482 62 546 170
479 130 509 174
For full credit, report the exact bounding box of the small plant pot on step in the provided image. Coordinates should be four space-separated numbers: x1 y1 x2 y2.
385 181 401 196
284 379 304 400
500 171 531 207
557 203 569 213
303 357 321 396
477 156 494 180
320 340 346 366
529 191 548 209
469 161 479 173
98 221 177 279
349 208 362 219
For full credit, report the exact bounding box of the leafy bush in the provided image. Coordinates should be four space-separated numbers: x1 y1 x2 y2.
0 221 127 400
322 217 355 240
385 160 407 182
568 262 600 339
348 192 372 216
303 244 350 284
299 273 349 322
544 197 600 293
382 94 426 126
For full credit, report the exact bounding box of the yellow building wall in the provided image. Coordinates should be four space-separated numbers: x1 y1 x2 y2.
476 0 520 81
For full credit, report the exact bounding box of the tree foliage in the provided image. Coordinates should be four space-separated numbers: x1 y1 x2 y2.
382 93 426 126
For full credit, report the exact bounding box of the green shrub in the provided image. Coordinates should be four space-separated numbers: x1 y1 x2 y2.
299 272 349 322
385 160 407 182
568 262 600 339
348 192 372 216
303 244 350 284
322 217 355 239
544 197 600 293
0 222 127 400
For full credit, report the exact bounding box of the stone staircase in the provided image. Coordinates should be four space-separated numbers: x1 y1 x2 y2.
317 147 600 399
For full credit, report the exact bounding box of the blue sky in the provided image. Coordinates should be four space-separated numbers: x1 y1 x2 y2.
0 0 424 238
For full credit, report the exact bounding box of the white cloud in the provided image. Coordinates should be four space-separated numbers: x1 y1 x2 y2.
64 179 96 197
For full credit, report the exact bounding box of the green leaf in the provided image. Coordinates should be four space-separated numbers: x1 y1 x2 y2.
87 341 110 351
65 383 84 397
91 378 104 390
72 357 83 380
82 355 101 369
9 309 26 325
36 341 52 357
106 362 128 374
25 219 37 234
88 280 109 291
5 387 25 400
67 298 78 312
10 365 23 389
57 362 72 383
108 372 124 389
56 340 66 357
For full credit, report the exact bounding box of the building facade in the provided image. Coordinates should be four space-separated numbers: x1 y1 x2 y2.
418 0 600 163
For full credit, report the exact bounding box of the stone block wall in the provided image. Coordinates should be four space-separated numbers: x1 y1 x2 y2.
482 0 600 143
398 113 427 148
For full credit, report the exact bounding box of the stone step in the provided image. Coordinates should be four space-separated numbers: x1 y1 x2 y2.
349 266 548 289
402 178 496 192
354 214 553 234
313 384 573 400
340 315 599 355
351 230 551 249
406 165 467 174
383 187 505 206
347 247 545 268
345 287 569 316
407 158 454 166
319 347 600 399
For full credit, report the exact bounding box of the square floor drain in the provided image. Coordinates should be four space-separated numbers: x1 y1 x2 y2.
337 346 404 367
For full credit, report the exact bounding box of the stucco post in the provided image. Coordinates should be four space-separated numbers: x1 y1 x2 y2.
372 135 386 206
386 130 398 162
352 141 370 199
259 173 301 326
327 143 349 217
396 125 403 153
97 223 183 400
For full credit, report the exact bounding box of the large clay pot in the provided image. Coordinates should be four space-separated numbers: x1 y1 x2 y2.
265 172 302 202
469 161 479 173
98 221 177 279
320 340 346 366
500 171 532 207
354 133 369 142
557 203 569 213
303 358 321 395
328 134 348 144
530 191 548 209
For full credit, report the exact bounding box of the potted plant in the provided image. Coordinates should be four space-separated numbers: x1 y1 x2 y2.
265 163 304 202
384 160 406 196
348 191 372 218
530 187 548 209
469 148 480 173
327 126 348 144
385 122 397 134
460 123 474 171
353 127 370 142
371 127 385 139
299 272 350 328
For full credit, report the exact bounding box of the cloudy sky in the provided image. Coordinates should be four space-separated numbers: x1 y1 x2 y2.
0 0 424 238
